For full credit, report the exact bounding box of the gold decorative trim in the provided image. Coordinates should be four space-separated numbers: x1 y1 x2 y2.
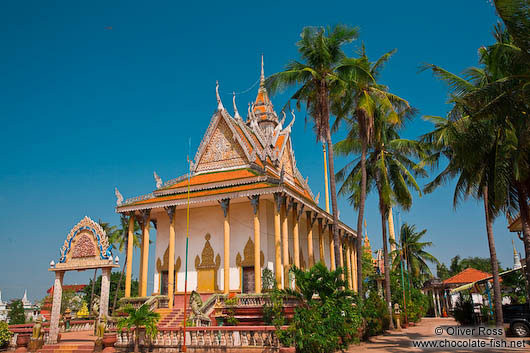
235 237 264 268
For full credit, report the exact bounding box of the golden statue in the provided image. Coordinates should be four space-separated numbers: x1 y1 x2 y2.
96 315 107 338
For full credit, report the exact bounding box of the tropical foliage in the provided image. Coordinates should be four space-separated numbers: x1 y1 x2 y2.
117 304 160 353
390 223 438 282
7 300 25 325
279 263 362 352
266 25 359 271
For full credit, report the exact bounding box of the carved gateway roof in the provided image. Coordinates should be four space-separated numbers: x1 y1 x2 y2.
114 59 357 237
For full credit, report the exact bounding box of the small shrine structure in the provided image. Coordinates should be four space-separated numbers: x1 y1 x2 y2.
47 216 119 343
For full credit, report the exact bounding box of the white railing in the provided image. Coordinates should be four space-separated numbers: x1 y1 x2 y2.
115 326 287 351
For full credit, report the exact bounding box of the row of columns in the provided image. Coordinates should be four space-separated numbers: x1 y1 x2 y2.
122 192 359 309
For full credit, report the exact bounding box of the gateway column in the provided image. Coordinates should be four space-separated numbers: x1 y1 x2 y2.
48 271 64 344
100 268 111 320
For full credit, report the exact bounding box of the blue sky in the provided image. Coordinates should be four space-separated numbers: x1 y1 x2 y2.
0 0 522 302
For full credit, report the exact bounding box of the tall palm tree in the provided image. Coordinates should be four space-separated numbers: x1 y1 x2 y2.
108 215 141 313
451 20 530 301
332 46 415 294
390 223 439 284
335 115 425 328
421 54 510 325
266 25 359 271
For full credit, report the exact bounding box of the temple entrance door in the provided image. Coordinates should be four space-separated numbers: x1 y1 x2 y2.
242 267 255 293
161 271 168 295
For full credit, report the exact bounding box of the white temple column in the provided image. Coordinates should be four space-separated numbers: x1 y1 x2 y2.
49 271 64 344
100 268 111 320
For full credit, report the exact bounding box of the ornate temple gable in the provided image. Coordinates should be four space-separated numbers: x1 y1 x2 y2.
193 110 253 173
53 216 116 271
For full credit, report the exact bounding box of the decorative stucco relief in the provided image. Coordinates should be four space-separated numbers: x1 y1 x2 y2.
196 119 248 172
235 237 264 268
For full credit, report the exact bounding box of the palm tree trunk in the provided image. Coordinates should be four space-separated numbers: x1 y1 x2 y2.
89 269 98 313
482 186 503 327
134 328 139 353
516 184 530 304
112 252 127 314
356 137 368 295
325 127 342 272
376 177 394 330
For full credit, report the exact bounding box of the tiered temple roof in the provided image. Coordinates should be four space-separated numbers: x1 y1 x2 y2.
115 59 355 235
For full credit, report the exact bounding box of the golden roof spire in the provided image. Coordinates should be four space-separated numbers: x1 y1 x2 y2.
250 54 279 129
260 53 265 88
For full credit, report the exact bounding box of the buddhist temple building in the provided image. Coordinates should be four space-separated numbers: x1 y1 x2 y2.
115 59 359 308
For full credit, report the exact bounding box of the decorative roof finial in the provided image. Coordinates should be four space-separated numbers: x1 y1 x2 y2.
233 92 242 120
216 81 224 111
153 171 162 189
115 187 123 206
260 54 265 87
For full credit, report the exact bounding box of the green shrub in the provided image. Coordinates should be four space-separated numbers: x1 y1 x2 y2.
362 291 390 338
282 263 362 352
0 321 12 348
453 294 475 325
224 297 239 326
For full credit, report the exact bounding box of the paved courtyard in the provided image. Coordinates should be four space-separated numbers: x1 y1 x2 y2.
349 318 530 353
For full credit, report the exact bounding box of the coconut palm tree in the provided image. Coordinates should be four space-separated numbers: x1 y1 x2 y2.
335 114 425 328
108 215 142 313
118 304 160 353
332 46 415 295
421 54 510 325
88 220 118 313
266 25 359 270
390 223 439 284
448 20 530 301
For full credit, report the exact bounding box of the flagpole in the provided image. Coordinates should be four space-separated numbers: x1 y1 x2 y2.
182 139 191 352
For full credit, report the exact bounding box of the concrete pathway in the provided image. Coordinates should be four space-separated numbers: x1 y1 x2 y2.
348 318 530 353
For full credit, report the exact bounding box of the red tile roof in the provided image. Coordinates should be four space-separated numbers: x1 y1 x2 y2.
47 284 86 294
443 268 492 285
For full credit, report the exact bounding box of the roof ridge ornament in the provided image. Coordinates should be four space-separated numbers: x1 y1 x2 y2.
216 81 224 111
153 171 163 189
115 187 123 206
233 92 242 120
283 110 296 134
